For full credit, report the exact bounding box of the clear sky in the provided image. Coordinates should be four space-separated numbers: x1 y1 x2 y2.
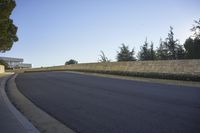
1 0 200 67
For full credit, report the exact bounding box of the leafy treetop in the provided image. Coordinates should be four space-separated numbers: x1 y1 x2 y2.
0 0 18 52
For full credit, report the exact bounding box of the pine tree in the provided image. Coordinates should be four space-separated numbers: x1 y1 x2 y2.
138 38 156 60
184 19 200 59
156 38 168 60
176 45 185 59
164 26 179 59
117 44 136 61
138 38 149 60
150 42 156 60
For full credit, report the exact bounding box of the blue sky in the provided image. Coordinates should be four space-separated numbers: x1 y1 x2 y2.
1 0 200 67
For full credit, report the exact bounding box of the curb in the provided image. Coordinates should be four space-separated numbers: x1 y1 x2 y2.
7 74 75 133
0 74 40 133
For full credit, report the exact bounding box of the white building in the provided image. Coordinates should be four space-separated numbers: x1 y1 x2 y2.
0 57 32 69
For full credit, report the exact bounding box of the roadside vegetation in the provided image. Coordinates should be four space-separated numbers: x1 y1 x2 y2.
0 1 198 81
103 19 200 62
0 59 9 69
0 0 18 52
117 44 136 61
65 59 78 65
98 51 110 63
62 19 200 81
64 69 200 82
67 19 200 64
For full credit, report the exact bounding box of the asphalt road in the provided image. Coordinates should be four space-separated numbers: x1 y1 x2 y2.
16 71 200 133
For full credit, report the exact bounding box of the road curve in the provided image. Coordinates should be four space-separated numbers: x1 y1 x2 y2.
16 71 200 133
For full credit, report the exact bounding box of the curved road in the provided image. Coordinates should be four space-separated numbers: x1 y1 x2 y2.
16 71 200 133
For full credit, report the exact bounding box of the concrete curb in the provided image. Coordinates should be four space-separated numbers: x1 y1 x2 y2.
7 74 75 133
0 74 40 133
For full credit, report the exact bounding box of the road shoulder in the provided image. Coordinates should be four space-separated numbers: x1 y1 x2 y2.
64 71 200 88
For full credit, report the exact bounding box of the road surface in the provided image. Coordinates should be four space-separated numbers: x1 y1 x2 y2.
16 71 200 133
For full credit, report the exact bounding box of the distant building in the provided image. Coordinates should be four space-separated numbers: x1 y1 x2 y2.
0 57 32 69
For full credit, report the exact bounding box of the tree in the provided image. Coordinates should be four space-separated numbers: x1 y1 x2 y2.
184 19 200 59
98 51 110 63
65 59 78 65
0 0 18 52
156 38 168 60
149 42 156 60
117 43 136 61
191 18 200 39
184 38 194 59
184 38 200 59
138 38 148 60
176 45 185 59
164 26 179 60
0 59 9 69
138 39 156 60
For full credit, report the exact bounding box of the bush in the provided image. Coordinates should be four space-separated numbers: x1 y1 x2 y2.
64 69 200 82
0 59 9 69
65 59 78 65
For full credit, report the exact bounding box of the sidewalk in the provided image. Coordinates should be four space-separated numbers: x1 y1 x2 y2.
0 76 27 133
0 75 32 133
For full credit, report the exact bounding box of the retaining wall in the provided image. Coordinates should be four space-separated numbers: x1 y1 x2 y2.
0 65 5 73
15 59 200 76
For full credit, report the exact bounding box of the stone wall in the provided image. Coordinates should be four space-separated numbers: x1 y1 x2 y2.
19 59 200 76
0 65 5 73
